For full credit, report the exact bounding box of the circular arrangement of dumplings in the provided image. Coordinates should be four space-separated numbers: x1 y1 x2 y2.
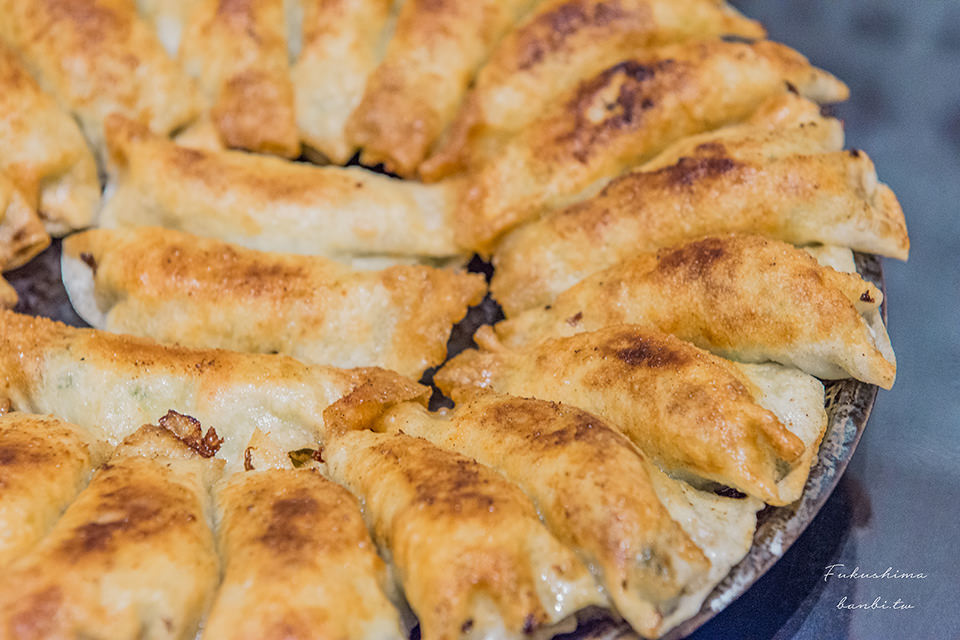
0 1 909 639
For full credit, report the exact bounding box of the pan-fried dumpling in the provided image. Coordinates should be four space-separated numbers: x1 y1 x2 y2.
62 227 486 378
292 0 397 164
421 0 765 180
0 310 427 470
489 234 896 387
203 432 404 640
0 419 221 639
0 45 99 235
491 110 908 313
0 172 49 272
179 0 299 157
454 39 849 249
0 414 109 567
0 0 202 158
436 325 807 505
99 116 463 261
324 427 605 640
344 0 538 176
364 394 709 638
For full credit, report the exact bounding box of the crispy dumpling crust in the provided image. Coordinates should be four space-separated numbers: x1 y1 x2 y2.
179 0 299 157
325 427 604 640
62 227 486 378
454 39 849 250
436 325 805 505
0 421 222 640
370 395 709 638
491 104 907 314
0 45 99 235
204 467 404 640
345 0 537 176
100 116 463 260
0 0 201 156
491 234 896 387
0 309 428 470
421 0 765 180
0 414 109 568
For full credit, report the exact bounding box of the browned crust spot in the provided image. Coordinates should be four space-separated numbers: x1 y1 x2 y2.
516 0 631 71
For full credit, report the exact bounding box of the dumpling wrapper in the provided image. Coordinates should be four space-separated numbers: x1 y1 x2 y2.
0 418 222 640
490 234 896 388
491 99 908 314
0 413 110 568
421 0 765 180
179 0 299 157
344 0 538 176
203 431 405 640
62 227 486 379
436 325 808 505
362 394 709 639
0 172 49 272
324 426 605 640
0 310 427 471
644 464 764 634
292 0 397 164
0 0 202 158
99 116 464 261
134 0 194 55
454 39 849 249
0 44 99 235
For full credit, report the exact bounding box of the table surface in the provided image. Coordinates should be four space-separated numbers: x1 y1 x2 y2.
691 3 960 639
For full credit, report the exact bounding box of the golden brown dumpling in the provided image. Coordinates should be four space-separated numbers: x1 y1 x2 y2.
491 102 908 313
0 0 202 157
490 234 896 388
0 418 222 640
421 0 765 180
100 117 464 261
204 458 405 640
292 0 397 164
0 310 427 470
0 44 99 235
436 325 805 505
179 0 299 156
62 227 486 378
0 172 49 272
454 39 849 249
345 0 538 176
324 427 605 640
367 394 709 638
0 413 109 568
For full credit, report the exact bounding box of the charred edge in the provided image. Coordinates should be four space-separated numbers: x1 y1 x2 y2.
860 290 875 303
158 410 223 458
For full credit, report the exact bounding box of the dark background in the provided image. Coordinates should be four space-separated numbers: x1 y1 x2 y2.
691 2 960 639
